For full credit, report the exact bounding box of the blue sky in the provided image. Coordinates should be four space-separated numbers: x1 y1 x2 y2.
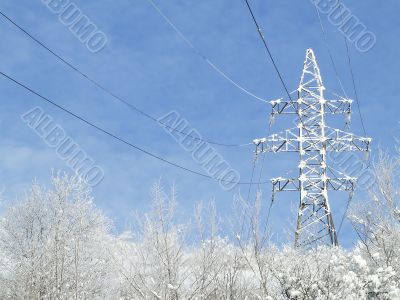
0 0 398 248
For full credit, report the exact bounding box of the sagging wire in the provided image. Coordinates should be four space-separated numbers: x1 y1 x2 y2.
144 0 268 104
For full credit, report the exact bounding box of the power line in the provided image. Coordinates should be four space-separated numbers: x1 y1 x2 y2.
241 1 313 140
256 152 274 234
246 159 257 202
0 10 251 148
243 0 293 101
312 3 367 137
343 34 367 137
337 190 354 236
144 0 267 103
337 0 367 137
0 70 268 186
314 6 349 99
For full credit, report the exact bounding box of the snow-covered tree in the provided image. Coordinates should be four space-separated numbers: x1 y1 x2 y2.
114 182 189 299
0 173 114 299
1 161 400 299
349 149 400 298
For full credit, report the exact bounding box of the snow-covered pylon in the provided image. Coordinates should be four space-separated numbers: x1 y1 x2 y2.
253 49 371 248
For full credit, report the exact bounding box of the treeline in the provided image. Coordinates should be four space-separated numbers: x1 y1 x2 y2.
0 151 400 299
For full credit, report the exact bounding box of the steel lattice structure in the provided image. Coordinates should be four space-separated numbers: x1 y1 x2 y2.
253 49 371 247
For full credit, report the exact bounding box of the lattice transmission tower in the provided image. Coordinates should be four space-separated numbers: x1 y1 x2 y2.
253 49 371 247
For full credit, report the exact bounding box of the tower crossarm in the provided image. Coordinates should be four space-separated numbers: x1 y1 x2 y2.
253 127 299 153
269 98 352 116
271 177 356 193
253 127 371 154
324 127 371 152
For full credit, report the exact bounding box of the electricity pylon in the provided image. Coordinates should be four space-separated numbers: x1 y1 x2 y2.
253 49 371 247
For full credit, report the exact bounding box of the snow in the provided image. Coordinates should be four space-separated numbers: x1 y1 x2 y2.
269 98 282 105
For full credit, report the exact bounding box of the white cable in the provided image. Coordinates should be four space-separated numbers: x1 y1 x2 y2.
145 0 268 103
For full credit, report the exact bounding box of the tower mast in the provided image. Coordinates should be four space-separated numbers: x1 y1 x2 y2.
254 49 371 247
